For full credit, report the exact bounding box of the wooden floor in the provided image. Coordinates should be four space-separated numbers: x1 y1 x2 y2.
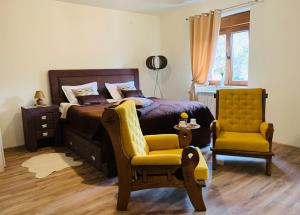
0 143 300 215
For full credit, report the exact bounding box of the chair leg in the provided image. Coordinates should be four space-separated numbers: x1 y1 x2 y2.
116 181 131 211
266 156 272 176
212 152 217 170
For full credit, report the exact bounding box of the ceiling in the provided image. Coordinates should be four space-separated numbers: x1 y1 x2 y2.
57 0 206 14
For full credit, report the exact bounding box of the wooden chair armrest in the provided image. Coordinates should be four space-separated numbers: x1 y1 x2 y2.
182 146 199 168
210 120 220 147
260 122 274 152
210 120 220 135
260 122 274 141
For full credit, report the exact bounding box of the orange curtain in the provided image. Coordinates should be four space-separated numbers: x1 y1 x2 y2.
189 10 221 100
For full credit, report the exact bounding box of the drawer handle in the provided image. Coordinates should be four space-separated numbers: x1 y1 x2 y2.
42 124 48 128
69 141 73 145
42 132 48 137
91 155 96 161
41 115 47 120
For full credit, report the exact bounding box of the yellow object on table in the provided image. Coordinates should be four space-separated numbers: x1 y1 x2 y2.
180 112 188 119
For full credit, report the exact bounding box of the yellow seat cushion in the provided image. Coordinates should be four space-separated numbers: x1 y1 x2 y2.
149 149 183 156
131 154 182 165
149 149 208 180
215 131 269 152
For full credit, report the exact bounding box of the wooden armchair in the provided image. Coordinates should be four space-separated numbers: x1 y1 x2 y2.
102 100 208 211
211 88 274 175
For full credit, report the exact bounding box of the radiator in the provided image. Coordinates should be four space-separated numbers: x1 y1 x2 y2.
197 92 216 118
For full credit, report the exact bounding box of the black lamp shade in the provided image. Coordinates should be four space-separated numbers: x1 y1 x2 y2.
146 55 168 70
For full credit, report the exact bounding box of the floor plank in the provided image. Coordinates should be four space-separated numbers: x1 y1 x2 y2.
0 143 299 215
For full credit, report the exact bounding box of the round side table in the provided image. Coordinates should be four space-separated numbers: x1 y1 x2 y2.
174 123 207 148
174 123 201 130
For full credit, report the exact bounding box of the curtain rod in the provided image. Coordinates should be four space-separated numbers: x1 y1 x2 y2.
185 0 261 21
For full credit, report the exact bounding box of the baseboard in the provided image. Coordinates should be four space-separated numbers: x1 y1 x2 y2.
273 141 300 149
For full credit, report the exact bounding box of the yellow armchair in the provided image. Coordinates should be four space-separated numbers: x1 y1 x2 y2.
210 88 274 176
102 100 208 211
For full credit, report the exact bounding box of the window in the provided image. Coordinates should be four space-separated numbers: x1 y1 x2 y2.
210 11 250 86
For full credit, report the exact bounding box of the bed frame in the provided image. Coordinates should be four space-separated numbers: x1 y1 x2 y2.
49 69 139 105
48 68 212 177
49 69 139 177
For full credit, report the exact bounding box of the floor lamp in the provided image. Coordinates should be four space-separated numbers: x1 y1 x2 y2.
146 55 168 98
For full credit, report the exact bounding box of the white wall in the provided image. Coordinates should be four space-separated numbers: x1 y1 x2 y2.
249 0 300 147
0 0 160 148
160 0 300 147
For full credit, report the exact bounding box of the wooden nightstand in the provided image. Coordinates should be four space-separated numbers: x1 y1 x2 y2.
21 105 59 152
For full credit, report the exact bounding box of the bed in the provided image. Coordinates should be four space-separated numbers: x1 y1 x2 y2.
49 69 214 177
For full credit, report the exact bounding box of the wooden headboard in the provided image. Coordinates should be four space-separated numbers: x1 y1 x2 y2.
49 69 139 105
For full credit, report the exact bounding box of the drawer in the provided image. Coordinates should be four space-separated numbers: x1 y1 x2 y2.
36 129 54 139
35 121 54 130
63 128 102 170
63 129 76 150
35 112 54 123
64 136 75 151
84 144 101 167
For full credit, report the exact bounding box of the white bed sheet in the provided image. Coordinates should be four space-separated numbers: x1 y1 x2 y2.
59 103 78 119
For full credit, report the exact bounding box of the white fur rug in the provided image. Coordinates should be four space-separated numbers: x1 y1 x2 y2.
22 153 83 178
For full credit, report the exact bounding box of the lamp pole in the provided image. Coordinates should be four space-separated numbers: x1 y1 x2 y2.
154 69 163 98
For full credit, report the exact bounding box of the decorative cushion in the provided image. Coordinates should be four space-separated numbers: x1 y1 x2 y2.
121 90 145 98
72 87 98 97
105 81 136 100
62 82 98 104
149 148 209 180
215 131 269 152
117 81 136 92
218 88 263 133
122 97 153 108
76 95 107 105
115 100 149 157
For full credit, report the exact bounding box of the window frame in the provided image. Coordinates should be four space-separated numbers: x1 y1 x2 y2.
209 12 250 86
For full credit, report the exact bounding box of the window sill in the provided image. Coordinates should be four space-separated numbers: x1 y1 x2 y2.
196 85 248 94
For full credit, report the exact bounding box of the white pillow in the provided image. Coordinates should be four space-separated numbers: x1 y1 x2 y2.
62 82 99 104
105 81 136 100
